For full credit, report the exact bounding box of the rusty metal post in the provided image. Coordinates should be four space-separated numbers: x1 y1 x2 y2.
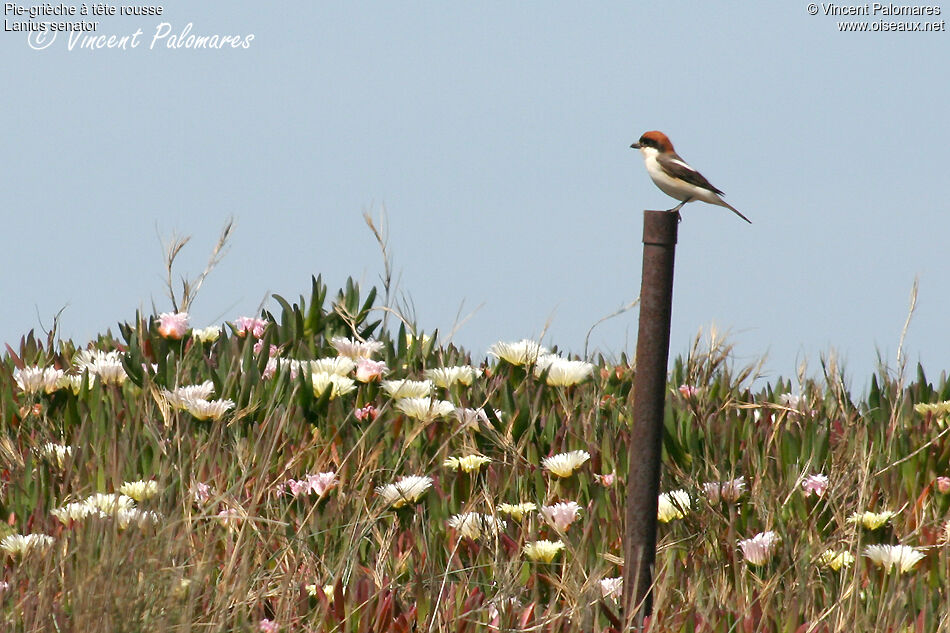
623 210 679 629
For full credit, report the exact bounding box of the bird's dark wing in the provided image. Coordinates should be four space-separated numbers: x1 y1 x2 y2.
657 153 724 195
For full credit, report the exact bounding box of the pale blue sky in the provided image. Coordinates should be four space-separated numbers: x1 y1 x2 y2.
3 3 949 383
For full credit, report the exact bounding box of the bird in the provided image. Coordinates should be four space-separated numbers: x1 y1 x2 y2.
630 130 751 224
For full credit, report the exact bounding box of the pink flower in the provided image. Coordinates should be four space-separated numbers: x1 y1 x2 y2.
801 474 829 498
678 384 699 398
540 501 582 531
253 340 278 356
192 482 213 505
280 472 338 498
354 404 378 421
739 531 780 566
157 312 189 340
595 472 616 487
259 619 279 633
936 476 950 494
355 358 388 382
234 316 267 339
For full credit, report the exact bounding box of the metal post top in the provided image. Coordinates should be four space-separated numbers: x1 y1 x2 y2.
642 210 679 247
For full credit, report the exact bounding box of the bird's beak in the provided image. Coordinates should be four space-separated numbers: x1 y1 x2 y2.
630 142 641 149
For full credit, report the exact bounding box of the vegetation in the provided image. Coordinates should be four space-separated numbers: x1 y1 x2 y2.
3 262 950 631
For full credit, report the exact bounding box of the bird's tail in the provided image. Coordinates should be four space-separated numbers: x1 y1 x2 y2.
719 199 752 224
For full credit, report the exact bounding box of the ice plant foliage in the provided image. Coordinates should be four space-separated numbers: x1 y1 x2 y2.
10 276 950 628
376 475 433 508
541 450 590 478
488 339 548 366
657 490 691 523
739 531 781 566
523 539 565 562
863 544 926 573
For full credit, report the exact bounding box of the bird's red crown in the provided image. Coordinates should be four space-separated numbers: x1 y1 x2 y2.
637 130 674 153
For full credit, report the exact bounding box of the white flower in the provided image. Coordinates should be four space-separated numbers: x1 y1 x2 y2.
657 490 690 523
14 366 65 394
523 539 564 562
0 533 54 556
453 407 501 428
488 339 548 366
447 513 507 540
382 379 433 399
703 477 746 503
309 357 357 376
819 549 855 571
115 508 163 529
443 455 491 473
311 372 357 399
541 450 590 478
183 397 235 421
52 502 107 524
425 366 482 388
162 381 216 408
600 577 623 600
534 355 595 386
119 480 159 502
330 337 384 360
778 393 803 410
192 325 222 343
37 443 73 468
738 531 780 566
540 501 582 531
863 544 926 573
395 397 455 422
376 475 433 508
74 350 127 385
83 493 136 514
497 502 536 520
848 510 895 530
60 374 93 395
